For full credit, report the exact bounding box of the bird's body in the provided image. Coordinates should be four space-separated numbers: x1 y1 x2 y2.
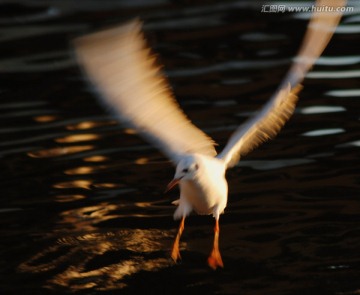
174 154 227 219
74 0 345 269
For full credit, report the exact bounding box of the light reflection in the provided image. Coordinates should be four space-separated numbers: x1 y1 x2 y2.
55 194 86 203
238 158 314 170
316 56 360 66
57 204 120 231
65 166 98 175
300 105 345 114
48 254 171 291
135 202 152 208
326 89 360 97
306 70 360 79
53 180 93 189
76 204 118 219
66 120 116 130
124 128 137 135
56 134 100 143
302 128 345 137
336 140 360 148
93 183 119 189
135 157 149 165
33 115 58 123
18 202 173 290
335 24 360 34
27 145 94 158
327 264 350 270
83 155 109 162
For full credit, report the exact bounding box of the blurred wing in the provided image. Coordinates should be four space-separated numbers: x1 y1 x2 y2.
217 0 346 168
74 20 216 164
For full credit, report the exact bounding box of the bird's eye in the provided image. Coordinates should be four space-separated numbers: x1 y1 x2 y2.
194 164 199 170
182 168 189 173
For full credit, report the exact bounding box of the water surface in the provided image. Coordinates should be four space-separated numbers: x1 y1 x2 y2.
1 1 360 294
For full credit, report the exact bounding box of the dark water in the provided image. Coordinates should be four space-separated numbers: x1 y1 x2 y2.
1 0 360 294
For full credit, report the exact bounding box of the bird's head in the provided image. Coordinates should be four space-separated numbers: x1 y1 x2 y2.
165 155 200 192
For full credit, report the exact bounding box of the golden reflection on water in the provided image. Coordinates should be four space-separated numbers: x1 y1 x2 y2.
19 230 172 290
93 183 119 189
59 204 120 229
27 145 94 158
45 237 171 291
19 202 173 290
53 179 93 189
83 155 109 162
33 115 59 123
64 166 99 175
66 120 117 130
124 128 137 135
53 180 121 190
55 194 86 202
134 202 153 208
56 133 100 143
135 157 149 165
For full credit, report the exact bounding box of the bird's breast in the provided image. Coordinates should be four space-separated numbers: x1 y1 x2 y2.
180 178 226 215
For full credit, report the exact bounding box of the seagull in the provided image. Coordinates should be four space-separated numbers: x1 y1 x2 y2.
74 0 345 269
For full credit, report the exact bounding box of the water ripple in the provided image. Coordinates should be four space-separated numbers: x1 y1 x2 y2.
1 1 359 294
0 51 75 72
167 59 289 78
306 70 360 79
18 229 173 290
335 24 360 34
302 128 345 137
316 55 360 66
238 158 314 170
300 106 346 114
240 32 286 42
326 89 360 97
146 16 224 30
0 6 60 24
0 24 87 42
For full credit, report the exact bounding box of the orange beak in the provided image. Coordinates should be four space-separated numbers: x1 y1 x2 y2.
164 177 182 193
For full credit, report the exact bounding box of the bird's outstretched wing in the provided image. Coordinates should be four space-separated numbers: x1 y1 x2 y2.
217 0 346 168
74 20 216 164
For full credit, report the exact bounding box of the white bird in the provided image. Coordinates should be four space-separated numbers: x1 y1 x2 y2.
74 0 345 269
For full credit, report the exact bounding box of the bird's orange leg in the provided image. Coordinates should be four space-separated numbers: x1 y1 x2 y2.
207 218 224 269
171 216 185 262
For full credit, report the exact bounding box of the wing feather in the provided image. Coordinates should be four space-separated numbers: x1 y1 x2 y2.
74 20 217 164
217 0 346 168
